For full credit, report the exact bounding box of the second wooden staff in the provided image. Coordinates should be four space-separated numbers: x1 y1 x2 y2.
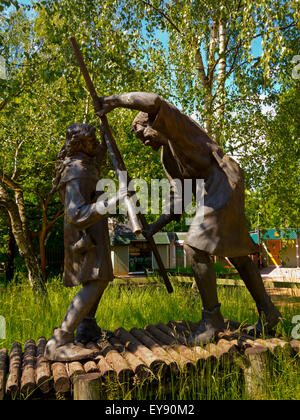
68 37 173 294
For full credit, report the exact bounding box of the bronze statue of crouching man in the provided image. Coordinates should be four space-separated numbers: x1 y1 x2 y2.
96 92 282 346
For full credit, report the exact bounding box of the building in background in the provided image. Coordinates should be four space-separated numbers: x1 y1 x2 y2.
250 228 299 268
110 226 194 276
110 226 171 276
44 226 300 277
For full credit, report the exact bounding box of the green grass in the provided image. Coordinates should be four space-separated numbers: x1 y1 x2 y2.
0 275 299 400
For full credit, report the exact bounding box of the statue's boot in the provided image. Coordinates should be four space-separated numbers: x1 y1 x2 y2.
75 317 114 344
44 328 96 362
248 295 282 337
187 304 226 346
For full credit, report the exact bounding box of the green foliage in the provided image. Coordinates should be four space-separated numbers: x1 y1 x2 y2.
0 0 20 12
241 83 300 230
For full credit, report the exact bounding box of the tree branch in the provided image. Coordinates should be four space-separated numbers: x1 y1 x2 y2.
140 0 182 34
0 179 11 204
0 99 8 112
213 96 261 113
46 210 64 231
224 22 296 59
1 174 28 233
12 140 25 180
207 20 219 88
1 174 22 192
0 82 27 113
195 48 209 89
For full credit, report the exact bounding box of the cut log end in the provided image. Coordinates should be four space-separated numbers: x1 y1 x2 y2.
0 348 8 401
73 373 102 400
52 362 70 394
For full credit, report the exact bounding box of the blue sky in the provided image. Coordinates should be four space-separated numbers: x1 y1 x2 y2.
252 37 263 59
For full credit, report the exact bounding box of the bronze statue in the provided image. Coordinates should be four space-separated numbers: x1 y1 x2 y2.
45 124 126 361
96 92 282 345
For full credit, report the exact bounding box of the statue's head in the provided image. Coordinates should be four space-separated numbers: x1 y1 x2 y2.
65 123 100 157
51 124 105 195
131 112 168 151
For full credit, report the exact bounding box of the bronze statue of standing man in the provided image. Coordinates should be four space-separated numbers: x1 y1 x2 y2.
45 123 126 361
96 92 282 345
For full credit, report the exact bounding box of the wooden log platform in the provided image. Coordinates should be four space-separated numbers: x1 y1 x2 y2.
0 319 299 400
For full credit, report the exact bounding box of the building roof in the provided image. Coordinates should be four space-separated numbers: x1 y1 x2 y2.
251 228 299 244
110 231 134 246
111 227 299 247
110 225 300 246
110 231 171 246
152 232 171 245
174 232 188 241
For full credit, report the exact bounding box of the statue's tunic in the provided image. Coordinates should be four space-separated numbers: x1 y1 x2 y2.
142 100 258 257
58 154 113 287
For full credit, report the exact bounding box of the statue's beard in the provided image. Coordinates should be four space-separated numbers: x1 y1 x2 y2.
140 126 167 151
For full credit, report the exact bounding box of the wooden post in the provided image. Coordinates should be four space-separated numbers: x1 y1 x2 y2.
6 342 22 398
155 323 214 368
0 348 8 400
67 361 85 382
144 327 195 372
255 338 293 358
35 337 52 394
130 327 178 373
20 339 36 397
290 339 300 355
109 335 151 380
96 339 134 384
144 324 198 370
73 373 103 400
85 342 117 381
115 327 167 376
295 228 299 268
243 346 270 400
51 362 70 394
83 360 99 374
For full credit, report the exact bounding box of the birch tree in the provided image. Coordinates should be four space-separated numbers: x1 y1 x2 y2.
130 0 298 147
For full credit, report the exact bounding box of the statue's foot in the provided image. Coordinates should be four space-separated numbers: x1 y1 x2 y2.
75 317 114 344
45 328 96 362
247 297 282 337
187 304 225 346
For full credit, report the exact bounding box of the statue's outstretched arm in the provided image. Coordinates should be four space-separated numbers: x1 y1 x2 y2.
96 92 162 118
65 179 126 230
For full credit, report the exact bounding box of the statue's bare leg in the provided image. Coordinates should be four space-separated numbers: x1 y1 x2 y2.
86 296 102 319
60 280 107 332
75 285 114 343
229 256 282 333
45 280 108 361
184 245 225 346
